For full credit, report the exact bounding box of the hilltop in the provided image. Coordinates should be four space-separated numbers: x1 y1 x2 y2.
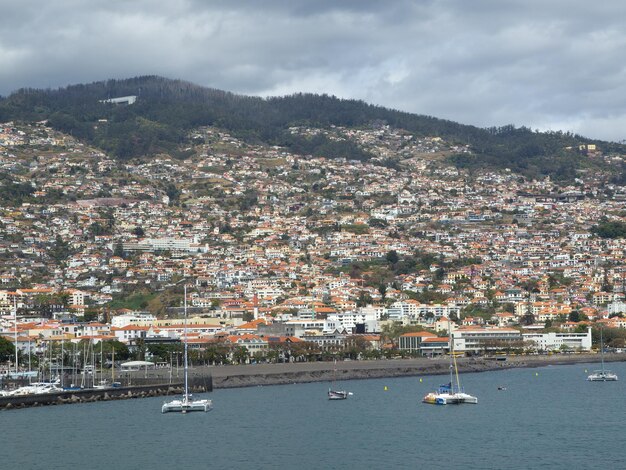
1 75 625 181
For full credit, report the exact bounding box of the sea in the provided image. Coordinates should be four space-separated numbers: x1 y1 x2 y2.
4 361 625 470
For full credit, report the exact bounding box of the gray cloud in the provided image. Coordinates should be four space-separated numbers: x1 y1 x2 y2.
1 0 625 141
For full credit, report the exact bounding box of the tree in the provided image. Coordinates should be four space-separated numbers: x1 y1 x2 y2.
131 226 145 237
356 291 373 308
378 284 388 302
568 311 581 322
113 242 125 258
100 340 131 361
49 235 72 263
232 346 249 364
0 336 15 362
385 250 399 265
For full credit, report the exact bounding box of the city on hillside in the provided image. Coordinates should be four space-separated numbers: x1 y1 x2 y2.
2 119 626 375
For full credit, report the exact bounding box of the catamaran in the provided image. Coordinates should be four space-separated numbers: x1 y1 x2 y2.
423 329 477 405
162 285 212 413
587 328 618 382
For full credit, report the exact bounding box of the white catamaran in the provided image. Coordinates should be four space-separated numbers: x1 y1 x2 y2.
423 328 477 405
162 285 213 413
587 328 618 382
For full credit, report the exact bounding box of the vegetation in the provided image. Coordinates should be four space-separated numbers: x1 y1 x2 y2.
0 173 34 206
106 290 157 311
591 220 626 239
1 76 622 180
0 336 15 362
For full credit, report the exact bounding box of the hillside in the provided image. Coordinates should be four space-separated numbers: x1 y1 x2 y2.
1 75 624 180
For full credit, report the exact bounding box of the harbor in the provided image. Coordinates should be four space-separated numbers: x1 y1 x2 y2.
1 352 623 410
3 362 626 470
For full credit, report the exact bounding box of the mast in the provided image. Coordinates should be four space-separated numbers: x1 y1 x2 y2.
100 340 104 384
448 321 455 392
61 339 64 388
183 284 189 401
600 327 605 373
14 294 18 376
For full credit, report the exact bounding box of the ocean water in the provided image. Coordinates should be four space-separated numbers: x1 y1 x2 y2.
4 361 625 470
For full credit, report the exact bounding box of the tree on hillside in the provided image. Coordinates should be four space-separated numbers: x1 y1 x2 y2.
0 336 15 362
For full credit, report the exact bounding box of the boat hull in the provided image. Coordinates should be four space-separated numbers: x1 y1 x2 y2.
162 398 213 413
587 371 618 381
328 389 348 400
423 392 478 405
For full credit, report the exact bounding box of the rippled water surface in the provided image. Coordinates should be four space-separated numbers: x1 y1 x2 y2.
4 361 626 470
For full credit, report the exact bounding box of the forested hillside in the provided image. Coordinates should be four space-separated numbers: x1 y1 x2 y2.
1 76 624 180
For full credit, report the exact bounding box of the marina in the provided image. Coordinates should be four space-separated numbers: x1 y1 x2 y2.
0 376 212 410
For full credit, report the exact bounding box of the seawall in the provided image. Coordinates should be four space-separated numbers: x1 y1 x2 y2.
209 353 625 389
0 376 212 410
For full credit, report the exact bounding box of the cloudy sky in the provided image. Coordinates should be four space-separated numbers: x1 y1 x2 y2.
1 0 626 141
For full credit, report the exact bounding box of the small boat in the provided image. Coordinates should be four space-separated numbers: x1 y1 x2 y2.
328 389 349 400
423 328 477 405
588 328 617 382
162 285 212 413
497 386 507 391
328 359 350 400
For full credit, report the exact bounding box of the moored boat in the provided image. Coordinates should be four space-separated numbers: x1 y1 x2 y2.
587 328 617 382
328 389 349 400
423 327 477 406
162 284 212 414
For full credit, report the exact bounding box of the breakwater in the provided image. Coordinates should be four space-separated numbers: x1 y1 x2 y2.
210 353 625 388
0 376 212 410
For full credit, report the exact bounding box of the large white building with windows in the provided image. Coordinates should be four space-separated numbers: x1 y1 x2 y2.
522 328 592 351
452 327 522 353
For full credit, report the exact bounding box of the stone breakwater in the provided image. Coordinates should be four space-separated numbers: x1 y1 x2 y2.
0 377 212 410
209 353 625 389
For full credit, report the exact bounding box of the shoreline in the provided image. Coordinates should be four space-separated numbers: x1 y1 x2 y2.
206 353 625 389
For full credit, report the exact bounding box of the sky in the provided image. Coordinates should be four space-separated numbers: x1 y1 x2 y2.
1 0 626 141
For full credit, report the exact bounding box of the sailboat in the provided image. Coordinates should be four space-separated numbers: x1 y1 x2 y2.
328 359 350 400
423 328 477 405
162 285 213 413
587 328 618 381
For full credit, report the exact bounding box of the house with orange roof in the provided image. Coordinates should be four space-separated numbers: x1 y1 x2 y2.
111 324 149 343
235 318 268 333
492 312 516 327
226 334 268 355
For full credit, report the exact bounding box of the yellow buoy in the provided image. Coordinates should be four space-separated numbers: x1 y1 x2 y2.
585 369 588 373
384 386 388 391
535 372 539 376
419 378 423 383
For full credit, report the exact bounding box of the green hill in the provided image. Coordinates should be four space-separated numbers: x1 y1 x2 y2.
1 75 623 180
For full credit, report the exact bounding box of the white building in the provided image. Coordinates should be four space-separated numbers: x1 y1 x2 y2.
327 311 378 333
522 328 592 351
111 312 157 328
452 327 522 353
